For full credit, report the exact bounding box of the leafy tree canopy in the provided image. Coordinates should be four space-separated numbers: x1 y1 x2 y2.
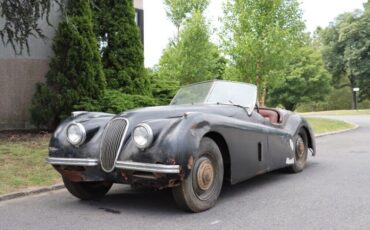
319 1 370 108
164 0 209 34
0 0 67 55
222 0 306 105
158 11 224 85
268 46 332 111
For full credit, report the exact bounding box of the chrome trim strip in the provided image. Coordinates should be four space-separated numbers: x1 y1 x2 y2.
115 161 180 174
46 157 98 166
71 111 88 117
204 81 216 103
99 117 129 173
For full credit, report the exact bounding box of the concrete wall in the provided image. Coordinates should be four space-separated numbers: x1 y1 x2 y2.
0 5 59 130
0 59 49 129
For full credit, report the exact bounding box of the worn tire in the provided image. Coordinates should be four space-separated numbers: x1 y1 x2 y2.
287 128 308 173
63 177 112 200
172 137 224 212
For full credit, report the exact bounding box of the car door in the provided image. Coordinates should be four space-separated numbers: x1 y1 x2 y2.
218 111 269 184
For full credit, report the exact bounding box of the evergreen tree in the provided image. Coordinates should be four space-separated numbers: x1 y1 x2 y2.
30 0 105 128
93 0 149 95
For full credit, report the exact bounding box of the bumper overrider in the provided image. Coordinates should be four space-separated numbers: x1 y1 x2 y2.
46 157 180 174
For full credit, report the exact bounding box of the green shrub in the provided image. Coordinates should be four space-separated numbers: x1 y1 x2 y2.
359 100 370 109
296 87 352 112
30 83 57 128
148 68 179 105
75 90 158 114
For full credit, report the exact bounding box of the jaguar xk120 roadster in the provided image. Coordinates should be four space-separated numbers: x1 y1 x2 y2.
47 80 315 212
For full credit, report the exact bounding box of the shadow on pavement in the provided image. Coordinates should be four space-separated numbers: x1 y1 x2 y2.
71 161 318 214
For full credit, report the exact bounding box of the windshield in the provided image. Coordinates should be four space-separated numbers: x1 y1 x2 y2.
170 81 257 112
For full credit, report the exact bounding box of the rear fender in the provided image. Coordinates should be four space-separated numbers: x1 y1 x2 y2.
284 114 316 156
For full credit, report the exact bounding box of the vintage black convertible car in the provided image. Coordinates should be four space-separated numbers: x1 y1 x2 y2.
47 80 316 212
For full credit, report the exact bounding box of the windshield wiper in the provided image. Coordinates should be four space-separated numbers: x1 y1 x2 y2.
215 101 249 112
229 100 251 115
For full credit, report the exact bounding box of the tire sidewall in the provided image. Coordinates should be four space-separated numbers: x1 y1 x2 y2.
180 137 224 212
292 129 308 172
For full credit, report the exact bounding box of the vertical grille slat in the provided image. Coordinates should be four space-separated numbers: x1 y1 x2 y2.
100 118 128 172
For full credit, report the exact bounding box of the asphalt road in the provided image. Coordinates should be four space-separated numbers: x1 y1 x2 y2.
1 115 369 230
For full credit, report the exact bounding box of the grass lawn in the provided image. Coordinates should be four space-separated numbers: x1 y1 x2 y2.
0 132 60 195
301 109 370 116
305 117 355 134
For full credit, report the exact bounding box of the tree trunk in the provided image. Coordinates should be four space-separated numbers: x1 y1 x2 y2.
255 61 259 89
255 60 262 105
352 90 357 110
260 79 267 106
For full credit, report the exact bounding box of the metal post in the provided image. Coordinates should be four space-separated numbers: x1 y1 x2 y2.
353 88 360 110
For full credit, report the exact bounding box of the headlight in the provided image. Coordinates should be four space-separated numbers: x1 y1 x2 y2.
66 123 86 146
133 123 153 149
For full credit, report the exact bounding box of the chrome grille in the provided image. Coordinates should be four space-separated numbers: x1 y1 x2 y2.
100 118 128 172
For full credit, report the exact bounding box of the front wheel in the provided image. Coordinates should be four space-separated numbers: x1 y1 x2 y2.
63 177 112 200
287 128 308 173
172 137 224 212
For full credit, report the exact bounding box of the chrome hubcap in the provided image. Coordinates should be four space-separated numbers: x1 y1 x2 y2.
196 159 214 191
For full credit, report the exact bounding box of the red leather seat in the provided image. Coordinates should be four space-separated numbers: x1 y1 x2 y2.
258 108 280 124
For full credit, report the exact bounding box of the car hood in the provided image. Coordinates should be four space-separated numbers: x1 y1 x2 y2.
118 104 241 122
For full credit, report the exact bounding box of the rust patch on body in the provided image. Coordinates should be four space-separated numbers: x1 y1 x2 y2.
58 169 84 182
120 170 129 181
153 172 165 178
167 158 176 165
168 179 180 187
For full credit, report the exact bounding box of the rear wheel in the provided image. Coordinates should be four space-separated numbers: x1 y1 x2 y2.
172 137 224 212
288 128 308 173
63 177 112 200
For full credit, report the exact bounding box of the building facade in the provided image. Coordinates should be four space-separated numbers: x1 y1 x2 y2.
0 0 143 130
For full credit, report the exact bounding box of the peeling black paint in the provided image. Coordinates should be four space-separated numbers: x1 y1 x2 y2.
49 104 316 187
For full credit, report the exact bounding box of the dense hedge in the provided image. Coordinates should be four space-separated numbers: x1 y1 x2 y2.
75 90 157 114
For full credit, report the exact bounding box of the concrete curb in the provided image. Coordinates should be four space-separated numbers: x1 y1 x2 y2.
0 183 65 202
0 121 359 202
314 122 359 138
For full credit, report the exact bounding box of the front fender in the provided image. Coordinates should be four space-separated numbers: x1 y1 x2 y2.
116 113 215 177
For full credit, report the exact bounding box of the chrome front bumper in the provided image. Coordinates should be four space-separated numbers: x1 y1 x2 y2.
46 157 180 174
115 161 180 174
46 157 98 166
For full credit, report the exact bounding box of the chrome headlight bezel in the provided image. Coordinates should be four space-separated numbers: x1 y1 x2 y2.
66 123 86 146
133 123 153 149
